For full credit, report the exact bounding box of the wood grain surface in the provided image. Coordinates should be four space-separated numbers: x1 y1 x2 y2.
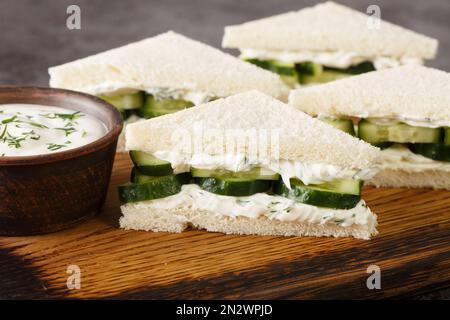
0 153 449 299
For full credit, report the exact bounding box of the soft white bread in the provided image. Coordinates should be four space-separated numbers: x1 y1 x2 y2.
49 31 288 99
126 90 380 169
368 169 450 190
223 1 438 60
120 203 378 240
289 66 450 122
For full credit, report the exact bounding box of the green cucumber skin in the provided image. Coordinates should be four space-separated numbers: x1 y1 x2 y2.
245 59 374 85
119 173 191 203
321 118 355 136
274 180 361 210
195 177 272 197
296 61 374 84
358 119 441 145
99 92 144 111
445 128 450 145
244 58 296 76
129 151 173 176
408 143 450 162
191 167 279 181
138 94 194 119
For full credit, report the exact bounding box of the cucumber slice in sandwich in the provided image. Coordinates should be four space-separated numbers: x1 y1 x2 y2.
98 92 144 111
119 173 190 203
194 177 272 197
445 128 450 145
138 94 194 118
244 58 296 76
244 58 299 86
130 151 173 176
296 61 375 84
408 143 450 162
358 119 441 145
274 178 362 209
321 117 355 135
191 167 279 180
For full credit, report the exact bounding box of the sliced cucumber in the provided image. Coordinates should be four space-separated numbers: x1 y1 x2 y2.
129 151 173 176
138 94 194 119
324 61 375 75
245 58 299 86
358 119 441 145
296 62 323 76
130 167 153 183
267 60 296 76
321 117 355 135
296 61 374 84
298 71 350 84
191 167 279 180
119 174 190 203
408 143 450 162
445 128 450 145
195 177 272 197
274 178 362 209
99 92 144 111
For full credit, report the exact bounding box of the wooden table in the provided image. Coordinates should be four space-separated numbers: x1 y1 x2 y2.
0 153 449 299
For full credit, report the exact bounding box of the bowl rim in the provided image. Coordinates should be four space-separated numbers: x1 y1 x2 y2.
0 85 123 165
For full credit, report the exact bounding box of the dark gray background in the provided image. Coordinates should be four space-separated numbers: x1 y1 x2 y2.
0 0 449 299
0 0 449 86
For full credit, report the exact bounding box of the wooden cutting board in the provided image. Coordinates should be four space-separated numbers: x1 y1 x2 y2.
1 153 449 299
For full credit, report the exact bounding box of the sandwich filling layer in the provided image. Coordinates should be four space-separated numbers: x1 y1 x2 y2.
119 147 377 239
240 50 422 86
376 144 450 172
97 88 216 121
121 184 376 228
240 49 423 70
311 117 450 171
153 151 376 187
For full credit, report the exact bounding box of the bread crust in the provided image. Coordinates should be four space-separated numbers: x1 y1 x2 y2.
120 205 378 240
368 168 450 190
223 1 438 60
289 66 450 122
125 91 380 169
49 31 288 99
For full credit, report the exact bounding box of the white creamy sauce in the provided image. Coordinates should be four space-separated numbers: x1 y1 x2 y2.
132 184 376 228
153 151 377 187
0 104 106 157
239 48 423 70
377 144 450 172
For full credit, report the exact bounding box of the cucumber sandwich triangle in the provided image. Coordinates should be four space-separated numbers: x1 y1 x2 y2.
222 1 438 86
119 91 381 240
289 65 450 190
48 31 288 149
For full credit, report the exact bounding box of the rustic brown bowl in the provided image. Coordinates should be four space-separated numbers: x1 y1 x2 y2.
0 86 123 235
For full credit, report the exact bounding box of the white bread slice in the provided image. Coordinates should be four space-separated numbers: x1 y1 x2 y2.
222 1 438 60
49 31 288 99
368 168 450 190
289 66 450 122
120 202 378 240
126 90 380 169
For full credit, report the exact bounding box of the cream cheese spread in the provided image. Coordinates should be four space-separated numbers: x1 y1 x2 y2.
131 184 376 228
153 151 377 187
239 48 423 70
377 144 450 172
